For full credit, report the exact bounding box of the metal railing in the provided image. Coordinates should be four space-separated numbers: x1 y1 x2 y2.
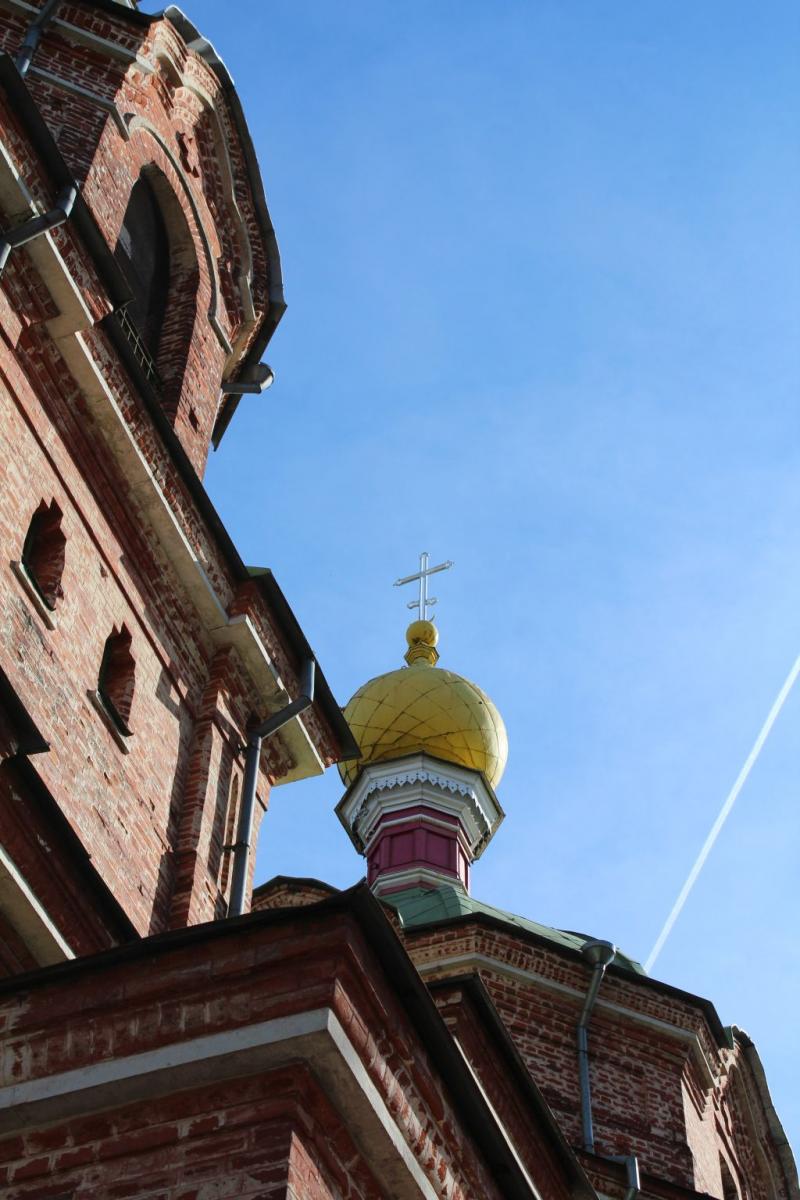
113 305 163 391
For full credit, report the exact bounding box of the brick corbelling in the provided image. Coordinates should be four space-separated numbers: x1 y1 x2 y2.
5 5 273 469
0 311 302 938
0 1067 384 1199
0 390 185 934
0 64 315 716
252 880 340 912
0 911 508 1199
402 920 733 1188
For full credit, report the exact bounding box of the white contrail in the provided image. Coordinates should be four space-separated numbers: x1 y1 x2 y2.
645 651 800 974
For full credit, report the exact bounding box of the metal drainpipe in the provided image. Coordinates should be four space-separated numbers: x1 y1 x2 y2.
221 363 274 395
577 938 617 1153
610 1154 642 1200
227 658 316 917
0 183 78 276
16 0 63 77
577 939 641 1200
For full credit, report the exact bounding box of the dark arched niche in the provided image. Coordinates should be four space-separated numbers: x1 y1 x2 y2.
115 168 199 421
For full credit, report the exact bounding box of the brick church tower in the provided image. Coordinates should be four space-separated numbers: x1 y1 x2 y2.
0 2 796 1198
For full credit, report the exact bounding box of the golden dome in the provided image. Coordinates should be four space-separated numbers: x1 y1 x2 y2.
339 621 508 789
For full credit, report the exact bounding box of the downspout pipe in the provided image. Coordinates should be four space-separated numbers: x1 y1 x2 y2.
0 182 77 275
609 1154 642 1200
227 658 316 917
577 938 617 1153
16 0 62 78
577 939 641 1200
221 362 274 396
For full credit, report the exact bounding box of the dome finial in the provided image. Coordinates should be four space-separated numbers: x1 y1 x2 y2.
393 550 454 621
405 619 439 666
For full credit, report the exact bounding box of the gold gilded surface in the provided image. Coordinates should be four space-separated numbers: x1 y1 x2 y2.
339 623 509 788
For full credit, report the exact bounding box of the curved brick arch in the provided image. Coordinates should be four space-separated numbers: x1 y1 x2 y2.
130 163 200 422
110 120 231 446
124 117 228 353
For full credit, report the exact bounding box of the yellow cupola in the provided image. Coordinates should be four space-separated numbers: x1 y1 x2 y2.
338 619 508 789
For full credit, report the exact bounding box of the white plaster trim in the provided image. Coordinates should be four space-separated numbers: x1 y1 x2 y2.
340 753 503 857
0 1007 439 1200
415 951 717 1089
0 845 74 966
0 135 324 782
366 766 475 799
10 561 57 630
0 1008 329 1107
372 867 463 897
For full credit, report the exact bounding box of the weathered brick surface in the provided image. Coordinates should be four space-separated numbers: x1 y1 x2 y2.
0 2 271 477
0 5 342 952
403 919 794 1200
252 877 340 912
0 901 522 1199
0 1068 383 1199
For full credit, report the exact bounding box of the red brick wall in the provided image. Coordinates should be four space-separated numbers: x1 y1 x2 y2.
0 2 274 478
0 1068 383 1199
252 878 340 911
0 5 342 949
403 920 788 1199
0 905 517 1200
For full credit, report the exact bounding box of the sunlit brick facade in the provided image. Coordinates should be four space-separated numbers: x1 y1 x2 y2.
0 2 795 1198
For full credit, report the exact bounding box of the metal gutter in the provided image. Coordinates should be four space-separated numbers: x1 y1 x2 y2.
0 180 76 273
246 569 359 763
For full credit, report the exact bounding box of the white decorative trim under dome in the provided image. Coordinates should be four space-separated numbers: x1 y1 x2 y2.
336 752 504 858
363 767 474 799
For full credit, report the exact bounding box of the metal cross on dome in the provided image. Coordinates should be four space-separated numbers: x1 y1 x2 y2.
394 551 454 620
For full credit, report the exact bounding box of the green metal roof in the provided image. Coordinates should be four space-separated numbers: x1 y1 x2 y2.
386 883 646 975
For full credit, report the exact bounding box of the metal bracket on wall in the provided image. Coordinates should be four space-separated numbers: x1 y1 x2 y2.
0 182 77 276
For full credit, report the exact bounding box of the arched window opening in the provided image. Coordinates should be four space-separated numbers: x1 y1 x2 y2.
98 626 136 737
114 169 199 422
115 175 170 360
21 500 65 610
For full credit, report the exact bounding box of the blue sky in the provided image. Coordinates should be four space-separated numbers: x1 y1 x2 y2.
155 0 798 1151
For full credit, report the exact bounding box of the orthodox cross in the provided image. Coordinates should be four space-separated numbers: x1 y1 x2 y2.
394 551 454 620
